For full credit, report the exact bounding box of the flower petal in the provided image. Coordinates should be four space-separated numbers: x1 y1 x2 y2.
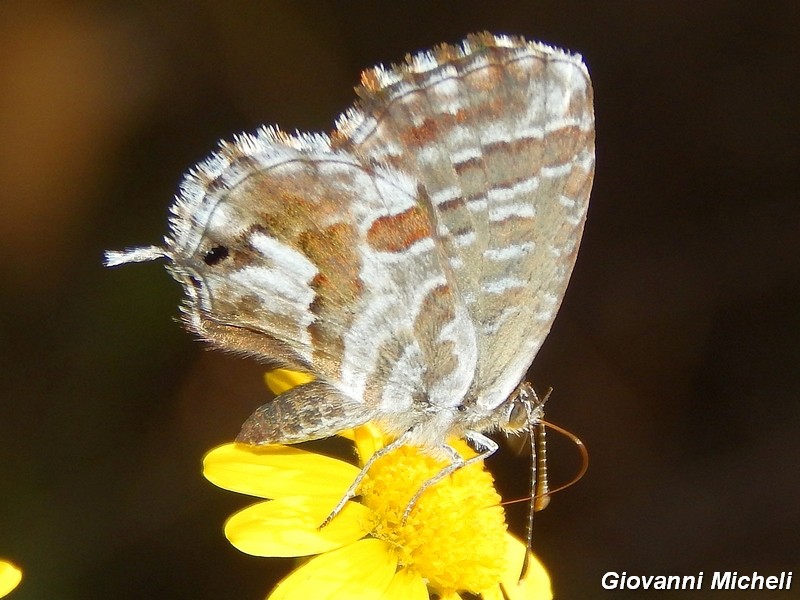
264 369 315 394
494 535 552 600
268 538 397 600
380 568 428 600
203 443 358 499
352 423 386 462
0 560 22 598
225 496 373 557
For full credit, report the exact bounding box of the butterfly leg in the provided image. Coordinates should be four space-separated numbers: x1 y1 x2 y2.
401 431 499 522
323 429 499 527
320 428 420 528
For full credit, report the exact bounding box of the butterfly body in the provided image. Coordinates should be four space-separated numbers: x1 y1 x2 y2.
107 32 594 459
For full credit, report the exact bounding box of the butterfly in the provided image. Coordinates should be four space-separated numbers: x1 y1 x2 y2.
106 32 594 519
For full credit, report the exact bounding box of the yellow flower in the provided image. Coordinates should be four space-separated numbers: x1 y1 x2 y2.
0 560 21 598
203 369 552 600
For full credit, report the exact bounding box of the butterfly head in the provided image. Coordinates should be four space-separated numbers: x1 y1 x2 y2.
493 382 548 435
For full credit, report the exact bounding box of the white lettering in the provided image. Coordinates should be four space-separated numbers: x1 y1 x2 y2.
604 570 791 592
604 571 707 590
625 574 640 589
601 572 619 590
711 571 792 590
750 573 765 589
712 571 732 589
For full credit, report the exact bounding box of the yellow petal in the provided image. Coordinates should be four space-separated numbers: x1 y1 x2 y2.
0 560 22 597
264 369 315 394
380 568 428 600
337 429 356 441
352 423 386 462
494 535 552 600
268 538 397 600
203 443 358 499
225 496 373 557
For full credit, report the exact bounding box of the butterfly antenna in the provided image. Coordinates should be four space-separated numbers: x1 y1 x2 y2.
533 420 550 512
104 245 169 267
520 387 551 577
501 418 589 511
539 419 588 497
507 389 588 580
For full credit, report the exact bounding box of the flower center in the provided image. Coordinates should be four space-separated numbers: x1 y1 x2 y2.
358 440 508 594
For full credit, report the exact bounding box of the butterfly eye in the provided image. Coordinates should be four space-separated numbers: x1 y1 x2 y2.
203 245 229 266
507 400 528 430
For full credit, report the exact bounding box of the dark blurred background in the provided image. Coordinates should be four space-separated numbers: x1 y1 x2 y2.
1 1 798 598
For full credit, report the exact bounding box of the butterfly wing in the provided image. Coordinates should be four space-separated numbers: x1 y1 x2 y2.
161 129 478 441
334 33 595 414
109 33 593 446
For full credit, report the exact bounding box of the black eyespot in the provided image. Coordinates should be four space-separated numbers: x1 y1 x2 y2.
203 245 229 266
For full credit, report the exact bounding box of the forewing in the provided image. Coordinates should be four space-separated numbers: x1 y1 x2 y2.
334 33 595 411
163 128 477 427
